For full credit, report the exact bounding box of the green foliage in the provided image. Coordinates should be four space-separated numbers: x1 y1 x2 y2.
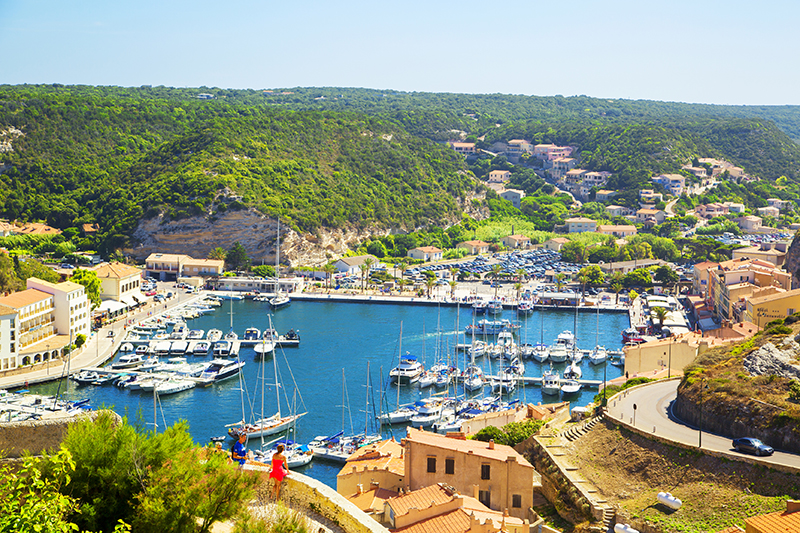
654 265 679 285
74 333 87 349
788 381 800 403
0 449 80 533
251 265 275 278
594 377 654 404
472 418 544 447
70 268 101 309
234 501 310 533
766 325 792 336
226 242 250 272
623 268 653 288
578 264 604 286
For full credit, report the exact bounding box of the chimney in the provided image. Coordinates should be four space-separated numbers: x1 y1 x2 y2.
472 484 479 499
357 484 364 495
488 439 495 450
787 500 800 513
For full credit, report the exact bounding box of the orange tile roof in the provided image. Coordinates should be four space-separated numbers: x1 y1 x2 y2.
92 262 142 279
0 303 17 316
0 289 51 309
388 484 455 517
404 428 532 467
714 527 743 533
348 486 398 513
341 439 405 477
393 508 470 533
746 508 800 532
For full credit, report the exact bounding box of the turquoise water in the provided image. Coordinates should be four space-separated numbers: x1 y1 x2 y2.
27 299 628 488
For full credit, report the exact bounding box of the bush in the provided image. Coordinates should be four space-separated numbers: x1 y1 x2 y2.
767 325 792 336
789 381 800 403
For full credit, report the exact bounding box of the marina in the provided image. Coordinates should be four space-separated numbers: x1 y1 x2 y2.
19 297 629 489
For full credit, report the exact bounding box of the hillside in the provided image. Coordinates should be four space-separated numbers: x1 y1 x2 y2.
1 85 800 257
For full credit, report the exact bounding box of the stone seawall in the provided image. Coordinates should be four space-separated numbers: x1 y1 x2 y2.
0 411 108 458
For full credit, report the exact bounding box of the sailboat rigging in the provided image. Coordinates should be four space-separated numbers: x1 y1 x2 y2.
270 218 291 309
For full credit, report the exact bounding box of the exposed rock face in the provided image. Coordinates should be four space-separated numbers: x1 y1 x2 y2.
743 340 800 379
784 231 800 287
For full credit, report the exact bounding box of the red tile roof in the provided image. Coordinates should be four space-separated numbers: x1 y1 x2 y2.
388 484 455 517
746 508 800 532
392 508 470 533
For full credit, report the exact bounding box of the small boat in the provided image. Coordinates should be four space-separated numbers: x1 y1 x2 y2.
120 343 134 353
548 343 569 363
517 301 533 315
71 370 104 385
487 299 504 315
155 378 196 396
609 351 626 367
389 353 424 384
200 358 245 382
242 327 261 341
213 340 231 356
560 379 582 395
187 329 205 340
217 293 244 300
571 348 584 363
207 329 223 342
253 338 276 355
112 352 146 370
541 368 561 395
465 319 520 336
308 432 381 463
270 294 291 309
417 371 436 388
135 344 150 356
254 440 313 468
224 329 238 340
228 411 307 441
622 327 645 344
170 340 190 355
588 346 608 365
468 340 487 358
489 370 517 395
532 343 549 363
564 362 582 380
463 365 484 392
253 295 270 302
472 300 487 314
193 341 210 355
378 406 417 424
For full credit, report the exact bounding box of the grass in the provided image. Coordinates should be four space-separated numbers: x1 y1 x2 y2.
475 216 613 247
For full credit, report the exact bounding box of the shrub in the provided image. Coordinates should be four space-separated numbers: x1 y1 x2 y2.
767 325 792 336
789 380 800 403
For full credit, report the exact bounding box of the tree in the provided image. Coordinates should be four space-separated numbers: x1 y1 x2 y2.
611 282 623 305
560 240 586 264
491 264 503 299
652 306 669 332
366 240 386 258
250 265 275 279
71 268 101 309
514 282 523 301
654 265 679 285
623 268 653 288
322 262 336 289
74 333 86 349
555 273 566 292
578 274 589 301
225 243 250 272
578 265 604 286
449 280 458 299
208 247 227 261
396 260 408 281
425 277 436 298
358 263 369 293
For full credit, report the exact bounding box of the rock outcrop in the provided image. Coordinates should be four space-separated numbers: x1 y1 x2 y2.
784 231 800 287
743 340 800 379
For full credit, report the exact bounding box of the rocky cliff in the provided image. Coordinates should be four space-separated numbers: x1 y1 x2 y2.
783 230 800 286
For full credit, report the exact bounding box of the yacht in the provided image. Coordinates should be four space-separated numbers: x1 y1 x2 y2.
243 327 261 341
213 340 231 356
192 341 210 355
541 368 561 395
389 353 424 384
199 358 245 382
588 346 608 365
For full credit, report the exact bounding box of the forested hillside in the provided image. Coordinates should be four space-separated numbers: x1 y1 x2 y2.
0 87 476 252
1 84 799 255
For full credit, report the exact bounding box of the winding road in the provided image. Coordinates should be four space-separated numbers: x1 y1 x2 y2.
606 379 800 470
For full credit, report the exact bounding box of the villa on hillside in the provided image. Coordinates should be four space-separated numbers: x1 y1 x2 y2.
407 246 443 262
502 234 531 249
457 240 490 255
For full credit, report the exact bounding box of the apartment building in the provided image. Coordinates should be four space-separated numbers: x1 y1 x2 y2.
499 188 525 209
403 428 535 520
0 289 54 368
337 438 404 497
565 217 597 233
596 224 637 238
26 278 90 343
708 258 792 322
533 144 573 161
408 246 443 262
145 253 224 281
450 142 476 156
743 288 800 328
0 304 17 371
651 174 685 196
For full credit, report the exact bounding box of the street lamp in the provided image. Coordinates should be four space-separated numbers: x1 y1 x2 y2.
668 334 673 379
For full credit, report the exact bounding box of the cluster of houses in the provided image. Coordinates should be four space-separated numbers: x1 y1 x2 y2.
335 404 571 532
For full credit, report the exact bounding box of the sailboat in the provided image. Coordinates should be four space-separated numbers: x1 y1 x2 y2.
270 218 291 309
226 317 307 441
463 313 484 392
588 306 608 365
254 327 276 355
380 323 418 424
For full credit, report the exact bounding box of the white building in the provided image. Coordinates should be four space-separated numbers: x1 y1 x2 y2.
27 278 91 343
334 255 380 276
0 304 17 372
407 247 443 262
499 188 525 209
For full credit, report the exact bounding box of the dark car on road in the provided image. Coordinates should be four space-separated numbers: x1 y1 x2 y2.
732 437 773 456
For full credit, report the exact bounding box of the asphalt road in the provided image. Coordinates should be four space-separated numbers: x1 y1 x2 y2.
607 379 800 470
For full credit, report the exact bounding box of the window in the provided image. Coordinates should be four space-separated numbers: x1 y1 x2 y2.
512 494 522 508
478 490 490 507
426 457 436 473
445 458 454 475
480 463 490 480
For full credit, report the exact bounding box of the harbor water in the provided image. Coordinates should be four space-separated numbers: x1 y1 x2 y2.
25 299 628 488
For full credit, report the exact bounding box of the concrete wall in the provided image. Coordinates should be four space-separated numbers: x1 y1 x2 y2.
0 410 107 458
624 337 699 375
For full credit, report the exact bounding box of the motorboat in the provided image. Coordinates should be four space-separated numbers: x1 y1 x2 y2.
548 343 569 363
622 327 645 344
560 379 582 395
468 340 487 358
135 344 150 356
588 346 608 365
254 440 313 468
120 343 134 353
170 340 189 355
207 329 223 343
378 406 417 424
609 351 626 367
564 362 582 380
463 365 484 392
571 348 584 363
541 368 561 395
465 319 520 336
517 301 533 315
187 329 205 340
532 343 549 363
71 370 106 386
243 327 261 341
270 294 291 309
192 341 210 355
389 353 424 384
487 299 504 315
213 340 231 356
224 329 238 340
555 330 576 350
506 356 525 376
155 377 196 396
217 293 244 300
200 358 245 382
308 432 381 463
489 370 517 395
472 300 487 314
253 338 276 355
112 352 146 370
417 371 436 388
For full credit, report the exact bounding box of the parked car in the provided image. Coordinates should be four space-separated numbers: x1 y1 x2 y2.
732 437 773 456
60 263 75 269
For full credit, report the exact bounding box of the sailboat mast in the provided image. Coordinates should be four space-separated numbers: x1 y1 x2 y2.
364 361 370 436
396 322 403 409
273 316 281 417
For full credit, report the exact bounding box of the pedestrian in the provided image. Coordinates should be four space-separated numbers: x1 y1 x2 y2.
231 433 248 469
270 443 289 499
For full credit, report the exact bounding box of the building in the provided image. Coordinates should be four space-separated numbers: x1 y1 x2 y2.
564 169 587 184
407 247 443 262
595 189 617 202
145 253 186 281
0 304 17 371
583 171 612 187
207 275 303 294
457 241 490 255
743 288 800 328
639 189 663 203
708 258 792 322
695 203 729 218
402 428 536 520
767 198 793 211
723 202 746 213
635 208 666 224
182 258 224 277
381 483 529 533
599 259 666 275
564 217 597 233
651 174 685 196
548 157 577 179
501 234 531 249
681 165 708 178
596 224 637 238
732 241 788 267
735 215 763 232
498 189 525 209
449 142 476 156
757 205 780 218
692 261 719 296
26 278 90 343
486 170 511 183
605 205 631 218
332 255 379 276
543 237 569 252
92 262 146 311
745 500 800 533
504 139 533 159
0 289 55 369
533 144 573 161
338 438 405 497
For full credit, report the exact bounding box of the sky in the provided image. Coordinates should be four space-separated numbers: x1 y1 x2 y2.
1 0 798 106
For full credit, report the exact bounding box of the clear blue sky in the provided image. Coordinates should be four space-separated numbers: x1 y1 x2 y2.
2 0 797 105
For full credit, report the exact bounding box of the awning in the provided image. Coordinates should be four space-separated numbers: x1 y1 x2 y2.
119 295 137 308
130 290 150 303
698 317 719 331
98 299 127 314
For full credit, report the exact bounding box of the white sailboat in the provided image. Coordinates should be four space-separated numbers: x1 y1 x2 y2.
589 306 608 365
380 323 418 424
270 218 291 309
227 317 306 441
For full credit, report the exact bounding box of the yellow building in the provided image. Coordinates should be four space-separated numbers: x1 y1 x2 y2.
403 428 535 520
744 288 800 328
337 438 405 497
708 258 792 322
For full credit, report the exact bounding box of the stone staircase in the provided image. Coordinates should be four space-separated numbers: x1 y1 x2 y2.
601 505 616 530
562 415 602 442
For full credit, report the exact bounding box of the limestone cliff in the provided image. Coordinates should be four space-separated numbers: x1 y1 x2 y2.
783 230 800 287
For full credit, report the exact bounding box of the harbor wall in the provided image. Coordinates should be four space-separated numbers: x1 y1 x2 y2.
0 411 106 459
247 466 390 533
